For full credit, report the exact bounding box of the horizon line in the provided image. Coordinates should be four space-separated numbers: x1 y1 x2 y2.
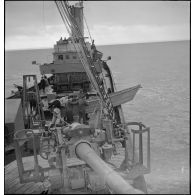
5 39 190 52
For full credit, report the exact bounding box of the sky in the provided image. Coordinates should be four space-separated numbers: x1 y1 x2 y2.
5 1 190 50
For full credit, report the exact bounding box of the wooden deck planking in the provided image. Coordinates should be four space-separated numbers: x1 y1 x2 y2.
6 180 41 194
5 178 20 190
5 176 25 193
22 183 41 194
15 183 36 194
5 167 18 176
5 158 43 194
5 161 17 168
5 172 19 184
5 164 18 174
6 182 25 194
7 183 27 194
5 171 18 181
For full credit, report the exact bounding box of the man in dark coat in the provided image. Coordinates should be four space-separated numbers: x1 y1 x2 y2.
40 76 46 93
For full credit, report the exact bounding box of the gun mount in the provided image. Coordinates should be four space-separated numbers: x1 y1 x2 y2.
14 119 150 194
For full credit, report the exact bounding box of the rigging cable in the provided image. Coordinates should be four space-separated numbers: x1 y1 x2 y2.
55 1 114 119
83 13 93 43
59 1 113 112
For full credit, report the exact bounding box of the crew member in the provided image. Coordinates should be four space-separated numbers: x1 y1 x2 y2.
49 96 69 122
40 76 46 93
49 100 64 127
91 40 97 60
44 75 49 93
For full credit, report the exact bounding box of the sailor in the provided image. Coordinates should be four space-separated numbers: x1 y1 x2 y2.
58 96 69 121
91 40 97 60
44 75 49 93
44 75 49 85
49 96 71 123
49 100 64 128
40 76 46 93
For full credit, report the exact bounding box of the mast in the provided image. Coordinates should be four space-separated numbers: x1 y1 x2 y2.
70 1 84 37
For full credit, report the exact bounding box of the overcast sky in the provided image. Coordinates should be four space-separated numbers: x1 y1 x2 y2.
5 1 190 50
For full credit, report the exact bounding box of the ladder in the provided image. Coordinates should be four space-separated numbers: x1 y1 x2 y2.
55 1 114 119
90 61 114 117
22 75 45 128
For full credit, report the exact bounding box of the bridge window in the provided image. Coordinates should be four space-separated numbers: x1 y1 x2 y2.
66 55 69 59
58 55 63 60
73 55 77 59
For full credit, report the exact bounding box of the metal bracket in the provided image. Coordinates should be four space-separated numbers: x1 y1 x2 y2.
14 129 45 183
120 122 150 178
130 122 150 172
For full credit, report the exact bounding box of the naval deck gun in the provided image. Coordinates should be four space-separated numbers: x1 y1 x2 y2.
14 118 150 194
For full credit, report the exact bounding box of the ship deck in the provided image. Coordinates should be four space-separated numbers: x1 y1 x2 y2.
5 148 126 194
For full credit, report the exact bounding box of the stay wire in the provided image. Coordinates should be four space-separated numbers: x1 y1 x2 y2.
83 13 92 43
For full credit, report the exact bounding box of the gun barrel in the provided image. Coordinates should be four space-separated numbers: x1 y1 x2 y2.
75 141 144 194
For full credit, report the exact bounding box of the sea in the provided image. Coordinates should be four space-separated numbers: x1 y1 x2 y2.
5 40 190 194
